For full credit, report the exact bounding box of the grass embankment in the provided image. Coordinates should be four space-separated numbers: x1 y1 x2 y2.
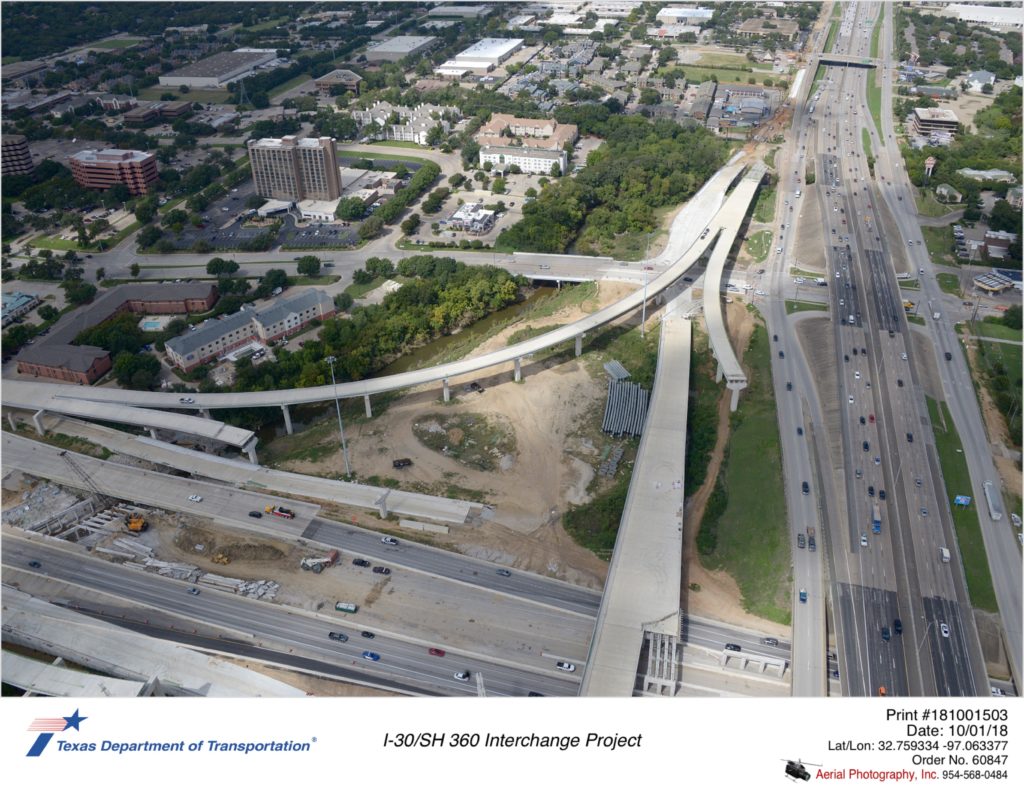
937 273 960 295
824 20 839 52
866 68 883 138
785 299 828 314
922 225 956 266
974 319 1023 342
268 73 312 99
697 322 791 623
344 276 387 299
908 314 926 326
869 11 882 59
915 190 963 219
753 186 776 224
973 332 1023 444
9 425 112 459
764 147 779 169
746 230 773 262
562 324 661 557
685 326 724 497
926 397 998 612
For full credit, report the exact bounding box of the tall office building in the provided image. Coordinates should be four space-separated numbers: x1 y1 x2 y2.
247 136 341 201
1 134 34 176
69 148 158 194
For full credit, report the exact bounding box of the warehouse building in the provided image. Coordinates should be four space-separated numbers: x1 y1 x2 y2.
436 37 524 75
159 49 278 88
16 283 218 384
70 149 158 195
248 136 341 201
166 289 336 371
1 134 34 176
364 35 438 63
427 4 493 18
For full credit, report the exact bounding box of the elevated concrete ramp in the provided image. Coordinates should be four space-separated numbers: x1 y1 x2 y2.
2 650 149 696
580 316 692 696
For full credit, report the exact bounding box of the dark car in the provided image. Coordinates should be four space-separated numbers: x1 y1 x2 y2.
352 558 371 567
28 560 41 569
248 510 262 519
454 671 471 681
797 533 806 549
496 569 512 577
328 631 349 642
944 352 952 361
372 566 391 575
725 643 742 652
796 427 803 436
362 651 381 662
859 416 866 425
906 433 913 443
894 619 902 635
879 489 886 501
897 379 903 388
392 458 412 469
773 334 778 342
778 350 785 359
881 626 891 641
868 485 875 497
361 631 376 639
786 382 792 391
801 481 810 495
862 441 869 452
187 587 200 596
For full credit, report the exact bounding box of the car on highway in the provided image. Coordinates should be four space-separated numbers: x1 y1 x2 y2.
920 507 929 516
352 558 371 567
944 352 953 361
801 481 810 495
901 352 908 361
187 587 200 595
862 441 869 452
879 490 886 500
328 631 348 642
874 456 881 466
868 485 875 497
940 623 950 638
894 619 902 635
360 630 375 639
799 589 807 603
859 416 866 425
860 533 868 547
797 533 806 549
428 648 446 657
761 637 779 647
778 350 785 359
868 414 875 423
179 397 195 404
786 382 792 391
380 537 399 546
848 395 854 404
915 478 923 487
496 569 512 577
28 560 41 568
556 661 577 672
854 371 860 379
906 433 913 443
724 643 742 652
454 670 472 681
773 334 778 342
248 510 262 518
362 651 381 661
796 427 803 436
897 379 903 388
372 566 391 575
188 494 203 503
881 626 891 641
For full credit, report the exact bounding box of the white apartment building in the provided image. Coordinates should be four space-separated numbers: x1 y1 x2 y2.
479 145 567 175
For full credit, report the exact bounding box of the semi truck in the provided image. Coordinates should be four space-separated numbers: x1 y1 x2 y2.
871 503 882 534
265 504 296 519
806 526 816 552
983 480 1003 521
300 549 339 573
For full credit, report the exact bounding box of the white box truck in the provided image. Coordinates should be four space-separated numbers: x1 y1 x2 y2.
933 311 941 320
940 547 950 563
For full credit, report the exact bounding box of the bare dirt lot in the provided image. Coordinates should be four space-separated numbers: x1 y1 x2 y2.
272 282 643 590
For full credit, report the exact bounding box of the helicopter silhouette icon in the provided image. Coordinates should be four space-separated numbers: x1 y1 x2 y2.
782 757 822 781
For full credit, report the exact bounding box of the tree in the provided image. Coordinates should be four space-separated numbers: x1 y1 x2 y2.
37 304 59 322
365 257 394 278
988 200 1020 234
113 351 161 389
62 280 97 305
137 226 163 248
359 215 384 240
296 255 322 276
336 197 367 221
334 292 354 311
134 199 157 224
425 123 445 147
400 213 421 235
95 267 106 281
639 88 661 105
549 162 562 178
206 257 240 277
130 263 141 278
492 177 506 194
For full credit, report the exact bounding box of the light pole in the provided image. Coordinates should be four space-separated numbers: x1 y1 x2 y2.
324 355 352 477
641 266 649 338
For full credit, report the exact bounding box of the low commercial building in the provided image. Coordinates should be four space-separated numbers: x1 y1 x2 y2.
973 271 1015 293
0 59 48 87
648 23 701 38
426 4 493 18
479 144 566 175
957 168 1017 183
935 184 963 203
166 289 335 371
364 35 438 63
297 198 342 222
123 104 161 126
1 292 40 327
442 202 495 234
313 69 363 96
656 7 714 25
942 4 1023 31
910 107 959 138
1007 186 1023 210
436 38 523 75
159 49 278 89
983 230 1018 259
97 94 138 112
1 134 34 176
70 148 158 195
16 283 218 384
734 17 800 41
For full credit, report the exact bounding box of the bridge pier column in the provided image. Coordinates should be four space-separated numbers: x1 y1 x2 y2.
8 413 17 431
364 394 373 418
442 378 450 403
281 404 293 435
244 439 258 465
514 357 522 382
729 386 742 412
575 333 583 357
375 491 389 519
715 360 724 383
200 408 211 419
148 428 158 440
32 410 46 436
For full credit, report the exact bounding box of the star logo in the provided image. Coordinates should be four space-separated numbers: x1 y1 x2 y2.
26 710 87 757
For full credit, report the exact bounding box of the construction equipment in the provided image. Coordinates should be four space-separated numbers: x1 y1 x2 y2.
126 514 148 533
58 450 114 509
300 549 339 573
212 552 231 565
264 505 296 519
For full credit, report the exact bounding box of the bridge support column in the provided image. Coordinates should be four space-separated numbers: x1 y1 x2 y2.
244 439 258 465
148 428 158 440
375 490 389 519
364 394 372 418
200 408 211 419
442 378 450 403
281 404 293 435
32 410 46 436
575 333 583 357
729 385 743 412
715 360 724 383
514 357 522 382
8 413 17 431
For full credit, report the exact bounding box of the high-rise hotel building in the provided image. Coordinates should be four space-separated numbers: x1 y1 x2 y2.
247 136 341 201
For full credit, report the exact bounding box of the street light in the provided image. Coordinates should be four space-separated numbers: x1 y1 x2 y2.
324 355 352 477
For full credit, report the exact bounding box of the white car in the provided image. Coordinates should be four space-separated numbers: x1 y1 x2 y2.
555 661 576 673
188 494 203 503
900 353 908 361
855 371 861 379
776 247 783 254
940 623 950 638
794 277 805 284
848 395 854 404
860 533 868 547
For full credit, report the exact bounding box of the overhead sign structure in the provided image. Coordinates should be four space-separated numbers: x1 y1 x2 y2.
953 495 972 506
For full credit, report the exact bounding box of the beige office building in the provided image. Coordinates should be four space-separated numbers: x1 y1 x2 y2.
247 136 341 201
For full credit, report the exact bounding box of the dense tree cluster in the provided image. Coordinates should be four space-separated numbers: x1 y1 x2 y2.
370 162 441 225
895 7 1021 78
498 113 728 254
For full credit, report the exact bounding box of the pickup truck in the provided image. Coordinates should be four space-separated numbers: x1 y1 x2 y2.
806 526 816 552
264 505 296 519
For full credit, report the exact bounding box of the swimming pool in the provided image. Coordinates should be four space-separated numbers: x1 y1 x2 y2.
141 320 162 331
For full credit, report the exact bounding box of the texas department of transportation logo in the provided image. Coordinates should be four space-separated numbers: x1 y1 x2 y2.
26 709 87 757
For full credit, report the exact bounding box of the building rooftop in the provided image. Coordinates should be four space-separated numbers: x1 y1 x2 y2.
454 38 524 63
365 35 437 55
163 49 274 80
70 148 154 165
913 107 959 122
